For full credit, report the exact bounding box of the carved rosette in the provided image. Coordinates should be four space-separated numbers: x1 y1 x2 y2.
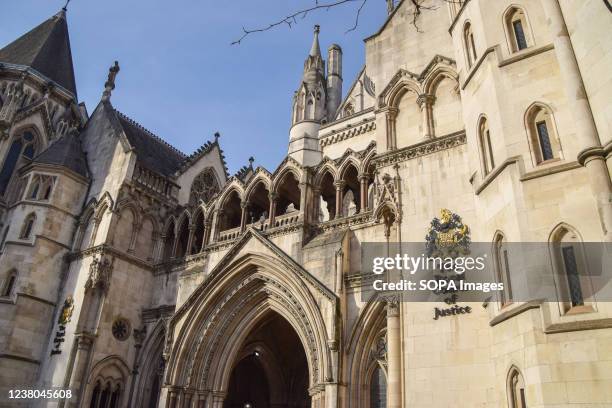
85 256 114 293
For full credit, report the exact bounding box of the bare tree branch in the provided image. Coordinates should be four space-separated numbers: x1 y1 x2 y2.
231 0 364 45
231 0 465 45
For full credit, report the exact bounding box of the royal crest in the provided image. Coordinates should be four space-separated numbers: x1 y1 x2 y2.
425 209 470 257
58 295 74 325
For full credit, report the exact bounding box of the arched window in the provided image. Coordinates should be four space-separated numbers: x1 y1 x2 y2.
463 22 478 68
0 130 38 196
370 365 387 408
2 270 17 297
550 225 591 311
507 367 526 408
90 382 120 408
478 117 495 175
504 7 532 53
493 233 513 306
20 213 36 239
525 104 561 165
189 168 220 206
26 174 55 201
162 220 176 261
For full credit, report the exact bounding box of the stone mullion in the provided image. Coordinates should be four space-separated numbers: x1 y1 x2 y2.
239 202 248 233
417 94 436 139
186 225 196 255
358 175 368 213
385 296 401 408
268 192 278 227
333 180 345 220
200 221 211 252
385 107 398 151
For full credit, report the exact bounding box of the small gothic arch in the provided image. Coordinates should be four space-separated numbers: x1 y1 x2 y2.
175 210 192 258
0 127 41 197
506 365 526 408
20 212 36 239
548 223 594 313
524 102 562 165
463 21 478 68
2 269 18 297
84 356 130 408
273 169 301 218
162 217 177 261
492 231 513 306
478 115 495 175
503 5 534 53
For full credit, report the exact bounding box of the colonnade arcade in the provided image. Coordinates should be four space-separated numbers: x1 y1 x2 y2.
159 146 376 263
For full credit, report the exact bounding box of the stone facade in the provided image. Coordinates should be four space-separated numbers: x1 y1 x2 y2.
0 0 611 407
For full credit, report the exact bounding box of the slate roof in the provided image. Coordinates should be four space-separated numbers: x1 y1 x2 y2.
0 10 77 96
33 133 88 178
114 110 186 177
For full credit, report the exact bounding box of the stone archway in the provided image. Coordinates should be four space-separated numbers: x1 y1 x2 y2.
224 311 310 408
161 246 337 408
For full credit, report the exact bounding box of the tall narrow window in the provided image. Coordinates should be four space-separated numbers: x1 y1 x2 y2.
464 23 477 68
505 7 533 53
2 270 17 297
494 234 513 305
551 224 591 312
0 131 38 196
507 367 526 408
20 213 36 239
513 20 528 50
525 104 561 165
370 365 387 408
536 121 553 161
479 117 495 175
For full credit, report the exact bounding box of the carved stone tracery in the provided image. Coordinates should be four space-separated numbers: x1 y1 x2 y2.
189 168 220 206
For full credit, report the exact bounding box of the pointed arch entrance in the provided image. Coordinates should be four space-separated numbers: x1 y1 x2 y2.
162 243 337 408
224 311 310 408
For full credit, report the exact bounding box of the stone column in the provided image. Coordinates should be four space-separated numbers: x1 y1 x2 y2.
417 94 435 139
541 0 612 241
240 202 249 233
186 225 195 255
386 296 401 408
384 107 399 151
268 192 278 227
211 391 226 408
358 175 369 213
213 209 223 241
201 221 211 252
334 180 345 219
67 334 95 408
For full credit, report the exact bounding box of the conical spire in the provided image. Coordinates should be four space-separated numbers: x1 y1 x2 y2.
309 25 322 57
0 9 77 96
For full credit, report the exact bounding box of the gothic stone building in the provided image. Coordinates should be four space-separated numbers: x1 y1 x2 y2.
0 0 611 407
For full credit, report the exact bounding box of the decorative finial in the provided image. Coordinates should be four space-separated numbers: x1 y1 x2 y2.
314 25 320 34
248 156 255 168
102 61 120 102
214 132 220 142
63 0 71 12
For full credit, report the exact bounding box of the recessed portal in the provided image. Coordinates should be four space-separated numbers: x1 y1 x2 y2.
223 311 310 408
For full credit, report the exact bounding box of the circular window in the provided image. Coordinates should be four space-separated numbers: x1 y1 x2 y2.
112 318 131 341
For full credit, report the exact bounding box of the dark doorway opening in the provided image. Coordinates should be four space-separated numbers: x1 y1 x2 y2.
224 311 310 408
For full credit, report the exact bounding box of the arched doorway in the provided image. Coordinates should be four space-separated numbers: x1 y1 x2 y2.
224 311 310 408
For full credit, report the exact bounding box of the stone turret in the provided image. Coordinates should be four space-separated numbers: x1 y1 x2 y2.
289 25 339 167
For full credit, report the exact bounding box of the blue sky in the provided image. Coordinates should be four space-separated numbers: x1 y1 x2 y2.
0 0 387 174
